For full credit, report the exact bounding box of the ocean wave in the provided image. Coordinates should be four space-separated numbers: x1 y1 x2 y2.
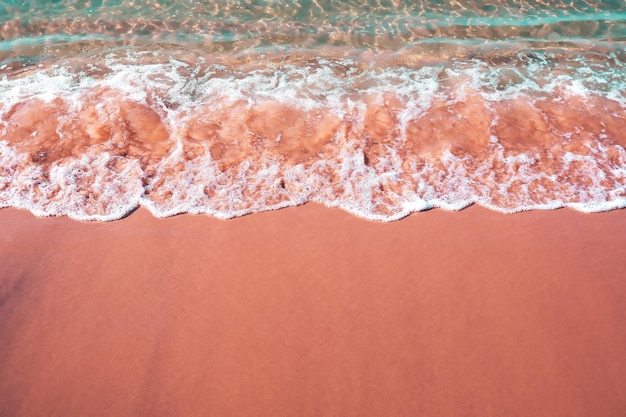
0 49 624 220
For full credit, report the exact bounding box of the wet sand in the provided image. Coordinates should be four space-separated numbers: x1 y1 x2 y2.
1 204 626 417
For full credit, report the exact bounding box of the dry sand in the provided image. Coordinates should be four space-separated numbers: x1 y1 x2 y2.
1 204 625 416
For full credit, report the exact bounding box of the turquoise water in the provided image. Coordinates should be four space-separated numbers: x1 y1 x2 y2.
0 1 625 220
1 0 625 63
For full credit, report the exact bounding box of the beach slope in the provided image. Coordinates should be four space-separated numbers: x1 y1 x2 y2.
1 205 626 416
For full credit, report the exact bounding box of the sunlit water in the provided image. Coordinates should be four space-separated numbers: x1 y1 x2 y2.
0 0 625 220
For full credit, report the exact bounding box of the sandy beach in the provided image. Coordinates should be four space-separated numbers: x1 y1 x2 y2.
1 204 626 417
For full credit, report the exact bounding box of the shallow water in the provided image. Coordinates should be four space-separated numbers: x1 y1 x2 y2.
0 0 625 220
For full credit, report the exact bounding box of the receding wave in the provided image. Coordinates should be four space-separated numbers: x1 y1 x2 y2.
0 1 625 220
1 49 624 220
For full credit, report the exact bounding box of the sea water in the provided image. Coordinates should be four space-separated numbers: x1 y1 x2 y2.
0 0 624 220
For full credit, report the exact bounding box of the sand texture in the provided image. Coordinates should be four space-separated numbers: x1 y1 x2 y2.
1 205 626 416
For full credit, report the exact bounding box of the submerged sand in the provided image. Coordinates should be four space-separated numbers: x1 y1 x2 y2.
1 205 625 416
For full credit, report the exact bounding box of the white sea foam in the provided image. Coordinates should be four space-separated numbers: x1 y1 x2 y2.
0 51 625 221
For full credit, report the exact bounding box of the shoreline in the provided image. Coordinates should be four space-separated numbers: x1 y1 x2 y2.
1 204 626 416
